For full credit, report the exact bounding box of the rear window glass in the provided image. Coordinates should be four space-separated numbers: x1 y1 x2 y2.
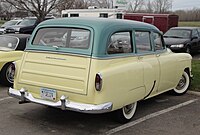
32 28 90 49
20 18 37 26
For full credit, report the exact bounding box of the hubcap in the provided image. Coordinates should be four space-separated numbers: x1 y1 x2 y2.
122 102 137 120
176 75 186 90
124 104 134 115
6 64 15 83
186 48 190 54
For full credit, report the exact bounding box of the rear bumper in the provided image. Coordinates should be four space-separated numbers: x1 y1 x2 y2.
8 87 113 114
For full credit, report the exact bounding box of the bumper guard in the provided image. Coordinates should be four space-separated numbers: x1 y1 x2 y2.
8 87 112 114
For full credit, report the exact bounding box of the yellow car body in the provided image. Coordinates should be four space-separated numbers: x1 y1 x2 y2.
0 51 23 70
8 18 192 122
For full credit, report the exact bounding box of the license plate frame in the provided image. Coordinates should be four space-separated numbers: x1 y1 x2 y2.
40 88 56 101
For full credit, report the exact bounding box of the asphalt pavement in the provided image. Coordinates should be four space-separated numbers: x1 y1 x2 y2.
0 85 200 135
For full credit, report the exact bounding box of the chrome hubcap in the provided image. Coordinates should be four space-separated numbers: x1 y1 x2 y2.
124 104 134 114
176 75 186 90
6 64 15 83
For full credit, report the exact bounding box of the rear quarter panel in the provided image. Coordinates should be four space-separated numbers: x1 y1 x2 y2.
88 56 146 110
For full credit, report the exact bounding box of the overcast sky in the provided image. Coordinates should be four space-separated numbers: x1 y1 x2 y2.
172 0 200 10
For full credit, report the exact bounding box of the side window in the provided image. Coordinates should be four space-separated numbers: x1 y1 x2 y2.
197 29 200 36
62 14 68 17
100 13 108 18
152 32 165 51
70 14 79 17
192 29 198 38
116 13 123 19
135 31 152 53
107 32 132 54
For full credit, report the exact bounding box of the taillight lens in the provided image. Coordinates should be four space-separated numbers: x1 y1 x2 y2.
95 73 103 91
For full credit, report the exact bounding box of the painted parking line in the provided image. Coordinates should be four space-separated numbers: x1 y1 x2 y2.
106 99 198 135
0 97 13 102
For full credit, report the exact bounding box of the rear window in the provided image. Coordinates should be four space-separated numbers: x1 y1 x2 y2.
32 28 90 49
20 18 37 26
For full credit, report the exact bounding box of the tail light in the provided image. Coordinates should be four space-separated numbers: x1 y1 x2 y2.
95 73 103 91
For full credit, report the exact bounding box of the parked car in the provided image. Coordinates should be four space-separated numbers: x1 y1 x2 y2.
5 17 54 34
0 19 22 34
164 27 200 54
0 34 30 86
8 18 192 123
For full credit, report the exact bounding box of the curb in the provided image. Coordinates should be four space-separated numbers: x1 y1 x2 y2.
188 91 200 96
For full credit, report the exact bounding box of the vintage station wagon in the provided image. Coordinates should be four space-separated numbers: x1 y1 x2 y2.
8 18 192 123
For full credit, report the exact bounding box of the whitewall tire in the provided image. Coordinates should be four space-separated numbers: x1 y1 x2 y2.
115 102 137 123
172 71 190 95
0 63 15 86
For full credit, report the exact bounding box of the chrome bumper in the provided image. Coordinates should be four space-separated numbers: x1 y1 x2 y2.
8 87 112 114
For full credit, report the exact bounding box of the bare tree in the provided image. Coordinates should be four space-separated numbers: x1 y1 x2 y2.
128 0 144 12
88 0 113 8
152 0 172 13
145 0 153 13
4 0 74 22
72 0 91 9
175 8 200 21
56 0 74 15
0 1 15 20
98 0 111 8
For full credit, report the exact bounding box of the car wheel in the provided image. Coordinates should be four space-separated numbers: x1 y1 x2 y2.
0 63 15 86
115 102 137 123
185 46 191 54
172 71 190 95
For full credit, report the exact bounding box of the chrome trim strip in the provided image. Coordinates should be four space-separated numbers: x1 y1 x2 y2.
25 49 167 60
25 50 91 58
8 87 112 114
91 51 167 60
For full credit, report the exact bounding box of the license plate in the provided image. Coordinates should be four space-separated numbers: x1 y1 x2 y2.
40 88 56 101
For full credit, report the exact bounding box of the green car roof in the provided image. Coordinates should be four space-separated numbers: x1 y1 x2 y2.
29 17 161 57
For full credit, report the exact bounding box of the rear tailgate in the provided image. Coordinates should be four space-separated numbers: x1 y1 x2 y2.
18 52 91 95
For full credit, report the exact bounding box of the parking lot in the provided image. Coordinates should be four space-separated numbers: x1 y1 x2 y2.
0 85 199 135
